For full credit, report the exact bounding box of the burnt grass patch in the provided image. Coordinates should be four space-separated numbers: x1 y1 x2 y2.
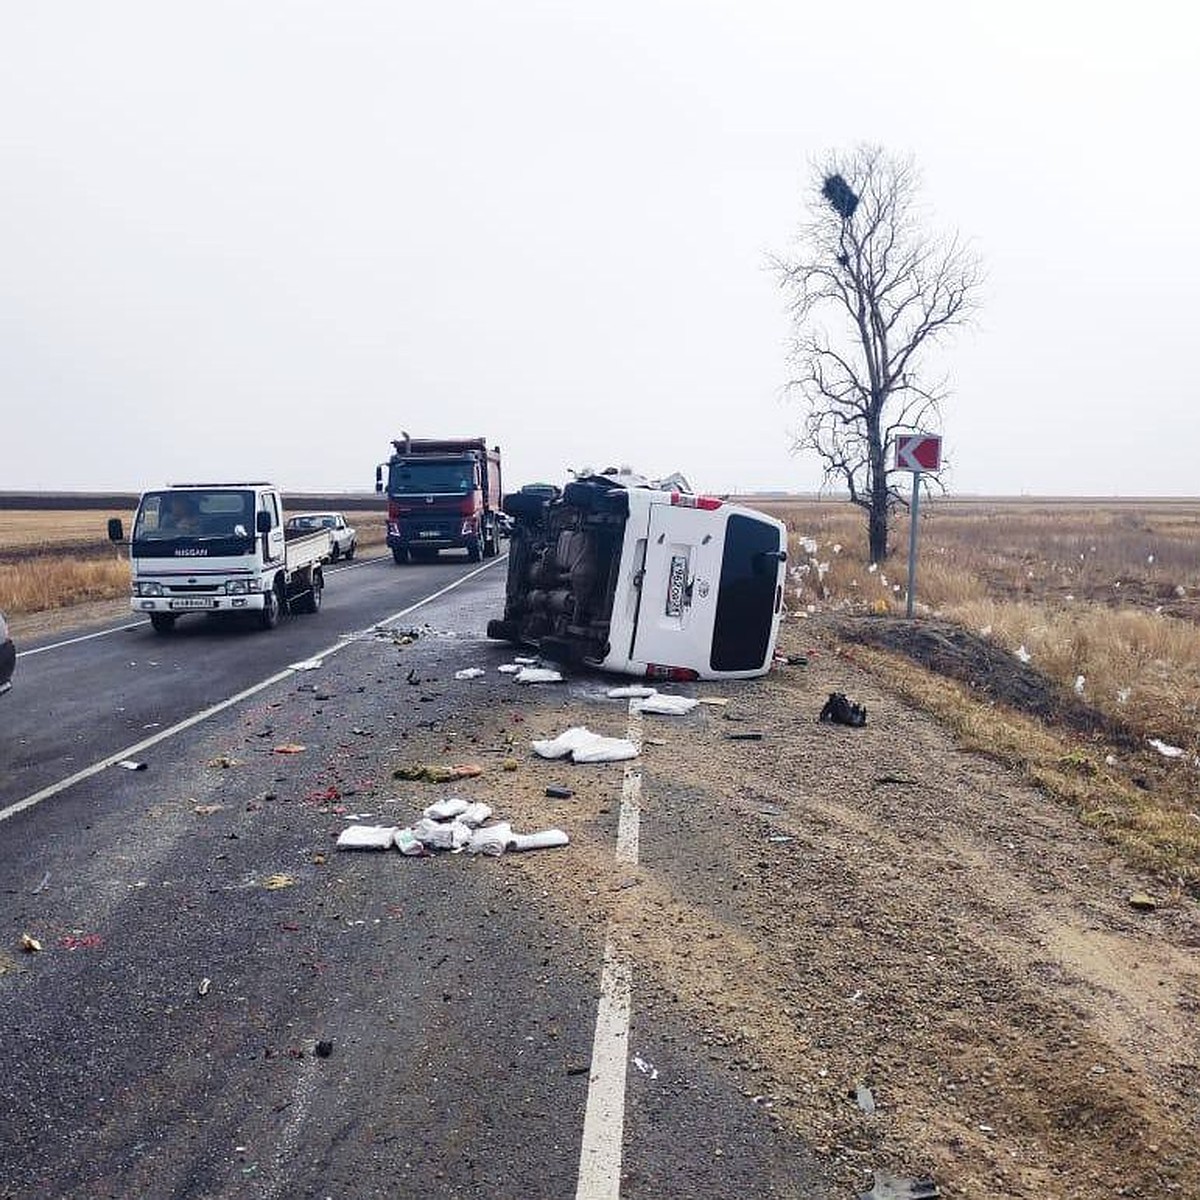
832 615 1143 753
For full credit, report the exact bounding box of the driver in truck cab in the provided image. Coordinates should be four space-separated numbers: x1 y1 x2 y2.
160 494 200 535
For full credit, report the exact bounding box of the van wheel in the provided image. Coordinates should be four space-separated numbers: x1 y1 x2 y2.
329 542 340 562
345 541 355 560
467 537 482 563
392 547 408 565
259 583 281 629
150 613 176 634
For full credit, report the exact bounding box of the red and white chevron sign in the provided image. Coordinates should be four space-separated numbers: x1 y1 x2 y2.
894 434 942 472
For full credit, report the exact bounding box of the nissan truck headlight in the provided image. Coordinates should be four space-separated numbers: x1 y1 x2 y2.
225 580 249 595
136 582 164 597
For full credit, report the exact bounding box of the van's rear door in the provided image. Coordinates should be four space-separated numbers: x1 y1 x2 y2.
709 512 786 674
629 504 724 672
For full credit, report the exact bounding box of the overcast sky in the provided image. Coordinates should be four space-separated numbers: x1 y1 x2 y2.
2 1 1196 497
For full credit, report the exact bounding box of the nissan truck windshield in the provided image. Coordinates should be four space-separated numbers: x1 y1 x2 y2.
388 461 475 495
133 490 256 551
711 514 783 672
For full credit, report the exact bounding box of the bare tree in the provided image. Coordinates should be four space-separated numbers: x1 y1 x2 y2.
776 145 983 562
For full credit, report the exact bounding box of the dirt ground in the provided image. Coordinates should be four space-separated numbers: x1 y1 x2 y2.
14 598 1200 1197
400 618 1200 1199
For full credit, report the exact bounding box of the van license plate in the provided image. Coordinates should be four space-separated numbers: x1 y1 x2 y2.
419 531 439 538
665 555 687 617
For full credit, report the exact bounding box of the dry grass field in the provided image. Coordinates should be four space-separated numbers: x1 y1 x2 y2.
761 497 1200 888
0 508 389 619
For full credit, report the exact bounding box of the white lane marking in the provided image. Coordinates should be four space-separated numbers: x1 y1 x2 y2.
14 553 392 658
575 942 633 1200
0 556 506 825
17 623 146 657
615 707 643 866
576 699 643 1197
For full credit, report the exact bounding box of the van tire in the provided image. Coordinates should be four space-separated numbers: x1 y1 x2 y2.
392 547 408 565
259 582 281 629
467 538 482 563
150 614 176 634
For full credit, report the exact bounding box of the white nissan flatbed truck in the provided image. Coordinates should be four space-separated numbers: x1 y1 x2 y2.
108 482 331 634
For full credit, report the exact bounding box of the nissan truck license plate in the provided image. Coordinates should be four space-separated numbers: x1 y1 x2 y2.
419 531 439 538
170 598 214 610
664 555 688 617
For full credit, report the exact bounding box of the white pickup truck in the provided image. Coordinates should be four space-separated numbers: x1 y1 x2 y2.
487 471 788 680
108 483 331 634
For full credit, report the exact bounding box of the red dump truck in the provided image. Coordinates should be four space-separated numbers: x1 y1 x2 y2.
375 434 503 564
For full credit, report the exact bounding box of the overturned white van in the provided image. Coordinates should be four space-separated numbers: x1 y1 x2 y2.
486 473 788 680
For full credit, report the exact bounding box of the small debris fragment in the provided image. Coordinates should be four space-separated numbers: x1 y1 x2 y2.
207 755 242 769
263 873 296 890
607 685 657 699
632 1056 659 1080
855 1082 876 1114
818 692 867 727
315 1040 334 1058
1128 891 1158 911
32 872 50 895
726 732 764 741
198 977 211 997
545 786 574 799
697 696 729 707
514 667 564 685
454 667 486 680
273 743 307 755
194 804 224 815
116 759 148 771
393 763 484 783
20 934 42 953
633 694 700 716
859 1172 940 1200
289 658 323 671
1148 738 1185 758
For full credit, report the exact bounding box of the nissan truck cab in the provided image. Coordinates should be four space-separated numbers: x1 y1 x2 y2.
109 483 330 634
487 472 788 680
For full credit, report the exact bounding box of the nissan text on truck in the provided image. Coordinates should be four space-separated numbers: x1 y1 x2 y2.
375 434 503 564
488 470 788 680
108 483 331 633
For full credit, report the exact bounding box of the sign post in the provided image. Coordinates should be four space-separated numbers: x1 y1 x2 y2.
894 434 942 618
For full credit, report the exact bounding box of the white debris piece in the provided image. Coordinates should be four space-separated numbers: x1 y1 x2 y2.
532 726 639 763
395 828 426 856
466 823 569 856
289 658 324 671
454 667 486 680
497 664 521 674
1074 675 1086 696
336 825 400 850
514 656 539 665
607 685 658 699
514 667 564 685
411 817 473 850
467 822 513 856
1148 738 1185 758
423 797 470 821
458 801 493 827
1015 644 1032 664
633 694 699 716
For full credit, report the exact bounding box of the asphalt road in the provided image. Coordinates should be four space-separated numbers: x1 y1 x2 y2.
0 553 831 1200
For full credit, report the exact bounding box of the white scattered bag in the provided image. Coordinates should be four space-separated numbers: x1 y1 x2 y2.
423 797 470 821
510 829 570 852
532 726 640 763
455 667 486 680
532 727 600 760
514 656 539 665
336 825 399 850
514 667 564 685
459 801 493 827
395 828 427 856
412 817 473 851
571 736 639 763
1148 738 1185 758
633 694 699 716
497 664 521 674
607 685 658 699
467 822 513 856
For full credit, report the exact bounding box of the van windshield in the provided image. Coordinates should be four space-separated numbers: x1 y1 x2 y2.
388 461 475 495
711 514 782 672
